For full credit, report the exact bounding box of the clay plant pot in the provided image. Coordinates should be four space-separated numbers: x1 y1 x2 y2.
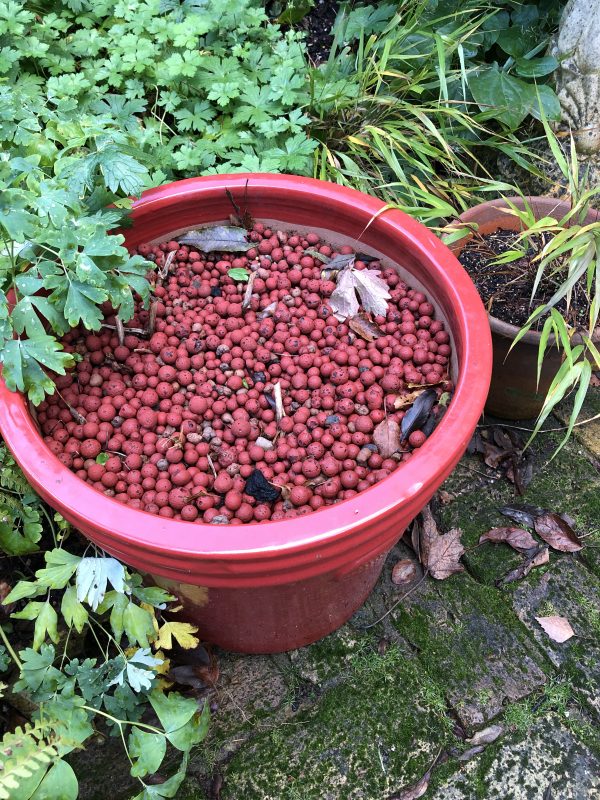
454 197 600 420
0 174 492 654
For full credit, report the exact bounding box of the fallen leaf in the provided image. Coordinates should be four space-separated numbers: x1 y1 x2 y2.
389 769 432 800
534 513 582 552
417 505 438 567
437 490 454 505
535 615 575 643
479 527 538 553
466 724 504 746
498 504 545 528
178 225 249 252
327 253 357 270
373 418 401 458
506 453 534 494
273 381 285 422
210 772 224 800
329 264 391 320
258 301 277 319
401 388 437 439
394 389 426 410
496 545 549 586
228 267 249 282
155 621 200 650
543 783 554 800
303 248 330 264
348 314 384 342
377 637 390 656
482 441 511 469
427 528 465 580
456 745 485 762
391 559 418 586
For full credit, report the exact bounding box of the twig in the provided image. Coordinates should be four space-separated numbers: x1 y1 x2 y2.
364 571 428 629
273 382 285 422
242 272 256 311
115 317 125 347
207 454 217 479
147 300 157 336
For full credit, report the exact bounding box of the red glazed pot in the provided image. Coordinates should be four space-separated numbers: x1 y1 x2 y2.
0 175 492 653
454 197 600 419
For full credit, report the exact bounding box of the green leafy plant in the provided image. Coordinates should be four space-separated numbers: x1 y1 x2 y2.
309 1 562 222
0 446 209 799
487 124 600 452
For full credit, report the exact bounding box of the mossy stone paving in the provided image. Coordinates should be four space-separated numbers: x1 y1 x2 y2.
428 713 600 800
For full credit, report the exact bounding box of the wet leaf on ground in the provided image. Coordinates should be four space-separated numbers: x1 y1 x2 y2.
388 768 432 800
456 745 485 761
499 504 545 529
178 225 249 252
466 724 504 746
535 615 575 643
373 418 401 458
496 545 549 586
479 527 538 553
427 528 465 580
534 513 583 552
391 559 418 586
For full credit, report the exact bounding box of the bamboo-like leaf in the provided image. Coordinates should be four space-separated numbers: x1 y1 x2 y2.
553 361 592 457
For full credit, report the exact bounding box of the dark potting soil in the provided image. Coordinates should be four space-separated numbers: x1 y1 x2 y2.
300 0 341 64
458 228 588 329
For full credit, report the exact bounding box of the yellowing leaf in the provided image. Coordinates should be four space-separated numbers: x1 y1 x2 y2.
155 621 200 650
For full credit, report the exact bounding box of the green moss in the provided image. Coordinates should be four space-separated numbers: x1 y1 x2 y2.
220 648 457 799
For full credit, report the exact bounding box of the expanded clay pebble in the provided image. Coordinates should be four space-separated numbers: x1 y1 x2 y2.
38 224 453 524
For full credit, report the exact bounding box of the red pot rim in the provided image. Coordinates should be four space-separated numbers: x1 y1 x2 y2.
455 196 600 345
0 174 492 578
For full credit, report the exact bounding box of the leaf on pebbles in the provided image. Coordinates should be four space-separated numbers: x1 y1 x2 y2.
534 513 582 552
401 388 437 439
479 527 538 553
273 381 285 422
427 528 465 579
535 615 575 643
242 271 256 309
394 389 426 410
329 264 391 320
178 225 249 252
348 314 383 342
373 418 401 458
391 559 418 586
466 724 504 746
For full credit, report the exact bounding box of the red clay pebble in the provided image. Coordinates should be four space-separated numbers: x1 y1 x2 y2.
45 221 452 523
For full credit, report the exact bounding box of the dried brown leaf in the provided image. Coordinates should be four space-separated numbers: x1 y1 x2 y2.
456 745 485 762
535 615 575 643
418 505 438 567
496 545 549 586
466 724 504 746
348 314 383 342
373 418 401 458
391 559 418 586
479 527 538 553
427 527 465 580
389 769 432 800
534 513 582 552
394 389 426 410
482 442 511 469
437 490 454 505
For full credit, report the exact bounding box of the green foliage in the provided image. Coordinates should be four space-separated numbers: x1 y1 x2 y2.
310 1 562 221
0 0 314 404
0 450 209 798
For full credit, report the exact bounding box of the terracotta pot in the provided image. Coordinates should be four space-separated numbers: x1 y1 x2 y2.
0 175 492 653
454 197 600 420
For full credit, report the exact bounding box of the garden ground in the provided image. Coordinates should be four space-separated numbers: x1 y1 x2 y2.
74 389 600 800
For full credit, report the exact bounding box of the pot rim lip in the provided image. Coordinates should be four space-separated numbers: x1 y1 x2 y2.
0 173 492 563
455 195 600 347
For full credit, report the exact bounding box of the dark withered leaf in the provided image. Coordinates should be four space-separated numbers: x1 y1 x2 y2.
245 468 281 503
534 513 582 552
499 504 545 528
466 724 504 746
210 286 222 297
178 225 248 252
456 745 485 762
167 664 206 691
496 545 549 586
467 429 485 455
252 371 266 384
327 253 356 271
356 252 378 263
264 393 277 411
401 388 436 439
506 453 534 494
348 314 384 342
543 784 553 800
421 404 447 438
